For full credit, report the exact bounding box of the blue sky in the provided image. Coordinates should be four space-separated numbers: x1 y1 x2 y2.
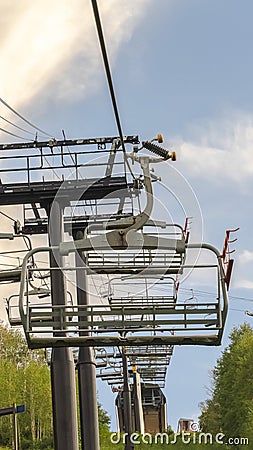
1 0 253 432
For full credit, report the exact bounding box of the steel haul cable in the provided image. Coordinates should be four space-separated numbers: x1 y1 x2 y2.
90 0 136 179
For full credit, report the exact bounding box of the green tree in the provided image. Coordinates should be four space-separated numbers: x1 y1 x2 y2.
199 323 253 443
98 400 111 441
0 323 112 449
0 324 52 448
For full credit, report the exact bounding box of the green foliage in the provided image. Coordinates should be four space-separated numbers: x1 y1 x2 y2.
97 400 111 442
0 324 52 448
0 323 113 449
199 323 253 444
98 400 111 430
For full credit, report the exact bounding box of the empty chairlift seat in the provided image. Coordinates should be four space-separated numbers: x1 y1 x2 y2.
17 236 231 349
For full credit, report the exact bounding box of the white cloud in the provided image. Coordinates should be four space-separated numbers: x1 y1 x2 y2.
238 250 253 264
235 279 253 290
232 248 253 290
175 115 253 185
0 0 151 108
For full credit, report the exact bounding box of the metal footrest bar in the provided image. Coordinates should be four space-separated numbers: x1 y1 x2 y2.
26 334 221 349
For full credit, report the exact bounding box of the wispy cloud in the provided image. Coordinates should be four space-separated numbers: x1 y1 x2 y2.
0 0 150 108
235 279 253 290
175 115 253 186
233 249 253 290
238 250 253 264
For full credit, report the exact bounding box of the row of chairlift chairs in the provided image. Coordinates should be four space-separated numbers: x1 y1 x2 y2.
1 134 236 390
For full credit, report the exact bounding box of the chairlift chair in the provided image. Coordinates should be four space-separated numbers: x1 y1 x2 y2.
16 147 234 349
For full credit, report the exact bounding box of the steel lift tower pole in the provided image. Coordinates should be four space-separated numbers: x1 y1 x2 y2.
49 201 79 450
132 366 145 434
74 229 100 450
122 347 134 450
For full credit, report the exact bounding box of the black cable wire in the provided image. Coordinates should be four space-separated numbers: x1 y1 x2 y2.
0 97 52 138
0 100 67 181
0 127 27 140
179 286 253 303
0 210 15 221
90 0 135 179
90 0 125 151
0 115 35 136
230 308 247 312
230 295 253 302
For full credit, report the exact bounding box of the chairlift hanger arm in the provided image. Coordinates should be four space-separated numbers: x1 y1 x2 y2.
93 150 176 232
59 149 179 255
125 152 175 230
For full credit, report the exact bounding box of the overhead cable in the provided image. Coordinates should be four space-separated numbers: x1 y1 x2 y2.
90 0 135 178
0 99 64 179
0 210 16 221
0 97 52 137
0 115 35 136
90 0 125 150
0 127 26 140
180 286 253 303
